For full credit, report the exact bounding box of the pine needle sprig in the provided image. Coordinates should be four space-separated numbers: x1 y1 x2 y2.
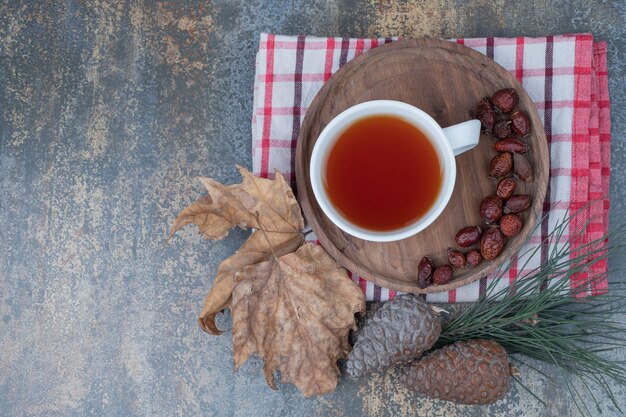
438 203 626 414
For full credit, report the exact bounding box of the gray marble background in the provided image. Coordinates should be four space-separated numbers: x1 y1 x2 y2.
1 1 625 416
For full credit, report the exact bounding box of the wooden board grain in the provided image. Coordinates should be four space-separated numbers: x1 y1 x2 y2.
295 39 549 293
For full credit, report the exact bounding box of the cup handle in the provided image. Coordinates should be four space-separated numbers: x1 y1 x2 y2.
442 119 481 156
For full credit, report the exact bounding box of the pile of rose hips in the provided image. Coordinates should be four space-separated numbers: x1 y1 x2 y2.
417 88 534 289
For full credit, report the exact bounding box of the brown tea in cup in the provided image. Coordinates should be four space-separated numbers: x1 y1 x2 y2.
324 115 442 232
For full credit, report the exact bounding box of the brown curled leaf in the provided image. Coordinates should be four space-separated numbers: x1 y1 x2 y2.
169 166 305 334
232 243 365 397
198 230 303 334
169 166 303 240
170 167 367 397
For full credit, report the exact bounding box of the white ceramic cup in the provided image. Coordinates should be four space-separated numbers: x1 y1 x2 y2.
310 100 481 242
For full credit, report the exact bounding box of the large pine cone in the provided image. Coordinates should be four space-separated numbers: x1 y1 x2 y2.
346 294 441 378
401 339 512 405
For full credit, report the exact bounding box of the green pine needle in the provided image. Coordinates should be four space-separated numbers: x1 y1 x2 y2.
438 202 626 414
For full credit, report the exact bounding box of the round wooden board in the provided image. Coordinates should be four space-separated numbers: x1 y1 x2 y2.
295 38 549 294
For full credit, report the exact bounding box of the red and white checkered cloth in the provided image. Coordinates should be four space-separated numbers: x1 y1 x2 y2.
251 33 611 303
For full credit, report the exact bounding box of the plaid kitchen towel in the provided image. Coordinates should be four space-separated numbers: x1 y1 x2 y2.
251 33 611 303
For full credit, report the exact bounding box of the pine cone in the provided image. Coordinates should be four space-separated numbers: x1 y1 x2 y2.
401 339 512 405
346 294 441 378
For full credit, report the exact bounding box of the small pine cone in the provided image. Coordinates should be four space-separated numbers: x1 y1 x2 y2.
345 294 441 378
401 339 512 405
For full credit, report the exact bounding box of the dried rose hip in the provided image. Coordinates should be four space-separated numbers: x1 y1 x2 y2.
495 137 526 154
448 248 466 268
513 153 534 182
490 88 518 113
496 177 517 200
433 265 453 285
493 120 512 139
475 98 496 131
489 152 513 178
455 226 482 247
466 250 483 267
510 110 530 136
480 195 503 223
500 214 523 237
480 227 505 260
505 195 531 213
417 256 435 289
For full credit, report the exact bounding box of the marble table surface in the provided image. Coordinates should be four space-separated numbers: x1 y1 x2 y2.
1 1 625 416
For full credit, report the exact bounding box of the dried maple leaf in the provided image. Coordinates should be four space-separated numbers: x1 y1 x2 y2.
170 167 365 396
169 165 303 240
169 166 305 334
232 243 365 397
